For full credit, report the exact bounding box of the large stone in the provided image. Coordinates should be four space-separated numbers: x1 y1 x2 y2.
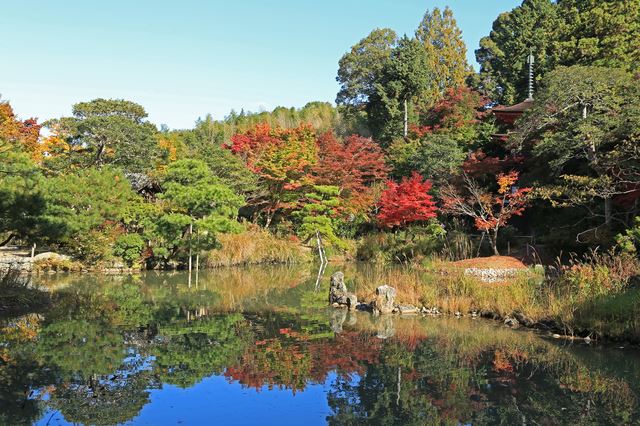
329 271 358 310
329 272 347 304
397 305 419 315
372 285 396 315
32 252 70 262
0 255 32 272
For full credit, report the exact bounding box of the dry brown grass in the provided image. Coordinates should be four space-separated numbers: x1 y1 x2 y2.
340 250 640 341
205 226 311 267
337 263 543 318
451 256 528 269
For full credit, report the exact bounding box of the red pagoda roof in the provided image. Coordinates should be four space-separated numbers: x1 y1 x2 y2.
492 98 534 125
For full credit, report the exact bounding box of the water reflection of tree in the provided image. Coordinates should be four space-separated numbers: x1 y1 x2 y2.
325 318 639 425
154 314 252 388
2 271 639 425
47 357 158 426
0 314 52 426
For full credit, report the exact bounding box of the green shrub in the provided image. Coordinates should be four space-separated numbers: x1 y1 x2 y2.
113 233 146 267
356 221 445 263
440 219 476 261
616 217 640 254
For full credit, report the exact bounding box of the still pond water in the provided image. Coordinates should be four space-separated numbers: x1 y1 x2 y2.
1 264 640 425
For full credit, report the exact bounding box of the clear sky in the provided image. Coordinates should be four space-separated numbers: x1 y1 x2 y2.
0 0 520 129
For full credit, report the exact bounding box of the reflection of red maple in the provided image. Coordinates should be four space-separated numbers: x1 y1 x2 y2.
224 332 383 393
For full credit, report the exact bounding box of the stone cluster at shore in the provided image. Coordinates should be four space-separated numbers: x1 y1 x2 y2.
328 271 427 316
327 270 600 343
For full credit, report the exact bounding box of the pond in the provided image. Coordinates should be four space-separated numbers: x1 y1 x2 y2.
1 265 639 425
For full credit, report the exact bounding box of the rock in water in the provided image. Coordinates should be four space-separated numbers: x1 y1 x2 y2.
346 293 358 311
328 271 358 310
329 271 347 304
397 305 419 315
372 285 396 315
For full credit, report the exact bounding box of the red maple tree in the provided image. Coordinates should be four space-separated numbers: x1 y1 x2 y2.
462 149 525 177
377 172 438 228
410 87 488 138
314 132 388 215
441 171 531 255
228 123 318 227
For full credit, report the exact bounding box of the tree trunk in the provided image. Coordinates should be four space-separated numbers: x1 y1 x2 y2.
264 200 279 229
604 197 612 227
195 252 200 288
491 229 500 256
0 233 15 247
403 98 408 138
264 210 273 229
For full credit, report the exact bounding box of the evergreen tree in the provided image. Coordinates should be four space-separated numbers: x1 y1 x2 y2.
555 0 640 71
415 7 470 103
336 28 398 108
158 159 243 264
515 66 640 231
368 37 431 143
475 0 560 104
44 98 160 174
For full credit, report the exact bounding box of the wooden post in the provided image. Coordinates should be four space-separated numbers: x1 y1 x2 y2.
403 98 408 137
195 252 200 289
31 243 36 259
188 222 193 288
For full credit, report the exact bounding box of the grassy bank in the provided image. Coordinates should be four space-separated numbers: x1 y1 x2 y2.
340 252 640 342
205 227 312 267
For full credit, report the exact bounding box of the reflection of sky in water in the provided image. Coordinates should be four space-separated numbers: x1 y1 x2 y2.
37 374 338 426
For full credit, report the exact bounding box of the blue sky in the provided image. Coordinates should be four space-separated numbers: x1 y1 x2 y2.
0 0 520 129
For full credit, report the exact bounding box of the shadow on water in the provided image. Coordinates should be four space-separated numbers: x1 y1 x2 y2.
1 264 639 425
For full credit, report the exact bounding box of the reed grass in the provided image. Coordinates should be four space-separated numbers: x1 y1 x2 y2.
342 249 639 341
205 226 312 267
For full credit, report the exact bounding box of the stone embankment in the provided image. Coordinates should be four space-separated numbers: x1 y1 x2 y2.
0 252 72 272
463 267 521 282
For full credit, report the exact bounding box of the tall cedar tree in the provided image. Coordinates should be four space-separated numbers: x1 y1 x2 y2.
377 172 438 228
415 7 470 103
368 36 431 143
476 0 639 104
475 0 560 104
